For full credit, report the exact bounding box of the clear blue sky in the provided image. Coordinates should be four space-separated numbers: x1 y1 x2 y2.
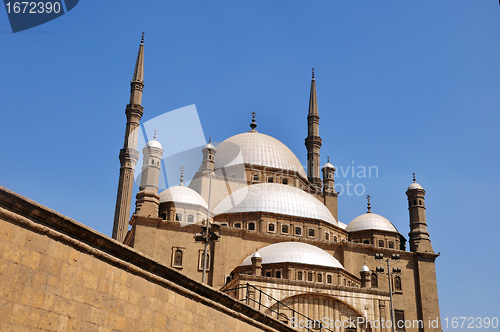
1 1 499 329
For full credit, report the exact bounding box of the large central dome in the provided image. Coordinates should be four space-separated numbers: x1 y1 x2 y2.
213 183 337 225
214 131 307 178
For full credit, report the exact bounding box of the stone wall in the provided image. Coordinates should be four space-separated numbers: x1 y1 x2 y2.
0 186 294 332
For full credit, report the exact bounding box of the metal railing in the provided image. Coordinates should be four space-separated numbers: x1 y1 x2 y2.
222 283 335 331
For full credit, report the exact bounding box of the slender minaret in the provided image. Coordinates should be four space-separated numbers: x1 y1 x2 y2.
201 137 216 174
406 173 434 253
112 33 145 242
305 68 322 188
322 157 335 194
135 132 164 217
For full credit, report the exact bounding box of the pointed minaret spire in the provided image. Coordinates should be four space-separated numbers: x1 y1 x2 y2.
305 68 322 189
250 112 257 132
367 195 372 213
112 34 146 242
130 33 145 105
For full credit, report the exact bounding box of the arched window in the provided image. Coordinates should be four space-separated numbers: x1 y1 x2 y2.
327 275 332 284
419 200 422 205
325 232 330 241
281 224 289 233
333 236 338 242
266 271 271 277
308 229 315 237
174 249 183 267
151 159 154 165
371 273 378 288
317 274 322 283
295 227 302 236
308 273 313 281
389 241 394 249
297 271 302 280
176 213 182 221
267 177 274 183
248 222 255 231
268 223 275 232
187 215 194 223
199 252 210 271
282 178 288 185
379 240 384 247
253 174 259 181
234 223 241 228
413 200 416 205
394 276 402 291
363 239 370 244
276 271 281 279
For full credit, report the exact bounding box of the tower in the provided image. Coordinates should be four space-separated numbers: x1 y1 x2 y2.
201 137 216 174
112 33 145 242
305 68 322 188
406 173 434 253
134 132 164 217
321 157 335 195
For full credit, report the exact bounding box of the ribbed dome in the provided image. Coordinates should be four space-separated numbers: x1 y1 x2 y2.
213 183 337 225
346 213 398 233
241 242 344 269
214 131 307 178
159 186 207 209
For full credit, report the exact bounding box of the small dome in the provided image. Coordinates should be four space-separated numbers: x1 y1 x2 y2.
322 161 335 170
203 142 216 151
361 265 370 272
407 182 424 191
159 186 208 209
213 183 337 225
146 139 162 150
241 242 344 269
251 251 261 258
346 213 398 233
214 131 307 178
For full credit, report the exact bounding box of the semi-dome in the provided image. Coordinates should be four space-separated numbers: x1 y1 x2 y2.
213 183 337 225
214 131 307 178
241 242 344 269
159 186 208 209
346 212 398 233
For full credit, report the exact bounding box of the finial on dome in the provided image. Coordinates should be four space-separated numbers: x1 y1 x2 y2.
413 172 416 183
153 130 157 140
312 68 315 79
209 137 211 143
366 195 372 213
179 167 185 186
250 112 257 131
327 156 330 163
141 32 144 44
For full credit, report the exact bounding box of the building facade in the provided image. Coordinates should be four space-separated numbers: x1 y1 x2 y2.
113 37 441 332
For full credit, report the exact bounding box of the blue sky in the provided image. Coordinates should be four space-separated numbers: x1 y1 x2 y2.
1 1 499 328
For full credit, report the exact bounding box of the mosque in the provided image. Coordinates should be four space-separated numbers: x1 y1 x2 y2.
106 36 442 331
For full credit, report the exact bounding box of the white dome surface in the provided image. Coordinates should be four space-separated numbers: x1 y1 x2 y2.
241 242 344 269
159 186 208 209
146 140 162 149
346 213 398 233
213 183 337 225
407 182 424 191
214 131 307 178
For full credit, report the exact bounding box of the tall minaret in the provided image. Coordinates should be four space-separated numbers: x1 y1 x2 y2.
305 68 322 188
406 173 434 253
135 132 164 217
112 33 145 242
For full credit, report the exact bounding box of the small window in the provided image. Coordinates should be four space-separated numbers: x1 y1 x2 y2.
395 310 405 332
329 173 333 179
379 240 384 248
297 271 302 280
188 215 194 223
333 236 338 242
317 274 322 283
253 174 259 181
308 273 313 282
176 213 183 221
234 223 241 228
282 179 288 185
248 223 255 231
276 271 281 279
266 271 271 277
151 159 154 165
419 200 422 205
389 241 394 249
371 273 378 288
281 225 289 233
173 249 183 267
308 229 315 237
268 223 275 232
198 252 210 271
413 200 416 205
267 177 274 183
327 275 332 284
394 276 402 291
157 161 160 166
295 227 302 236
363 239 370 245
325 233 329 241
